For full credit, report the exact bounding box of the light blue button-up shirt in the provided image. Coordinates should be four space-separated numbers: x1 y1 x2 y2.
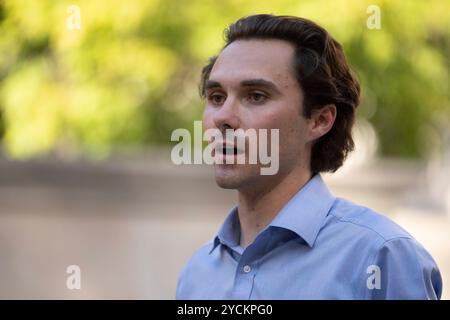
176 174 442 299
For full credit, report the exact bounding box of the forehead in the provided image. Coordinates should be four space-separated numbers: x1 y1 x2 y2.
210 39 297 86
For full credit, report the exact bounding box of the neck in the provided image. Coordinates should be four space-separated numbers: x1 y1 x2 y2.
237 166 313 248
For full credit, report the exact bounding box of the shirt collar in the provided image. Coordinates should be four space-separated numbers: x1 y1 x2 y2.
269 174 336 247
210 206 240 254
209 174 336 254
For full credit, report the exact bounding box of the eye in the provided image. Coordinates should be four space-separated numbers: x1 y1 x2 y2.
207 93 226 106
247 92 268 104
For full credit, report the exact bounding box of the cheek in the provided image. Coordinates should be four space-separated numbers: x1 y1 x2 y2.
257 108 303 135
274 114 309 150
202 108 214 129
245 105 289 130
253 112 304 151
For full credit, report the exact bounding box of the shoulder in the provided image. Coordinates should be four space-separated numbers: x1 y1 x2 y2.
325 198 442 299
176 238 215 299
327 197 413 242
179 238 215 275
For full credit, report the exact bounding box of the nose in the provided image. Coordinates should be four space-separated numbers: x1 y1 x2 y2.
212 97 240 132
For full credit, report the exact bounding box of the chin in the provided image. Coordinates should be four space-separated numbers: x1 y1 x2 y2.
214 167 238 189
215 178 239 189
213 164 245 189
213 164 263 190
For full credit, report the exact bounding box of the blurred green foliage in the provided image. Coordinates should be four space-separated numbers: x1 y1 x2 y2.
0 0 449 159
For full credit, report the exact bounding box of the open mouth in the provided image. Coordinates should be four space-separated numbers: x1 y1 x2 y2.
214 142 244 156
222 146 238 155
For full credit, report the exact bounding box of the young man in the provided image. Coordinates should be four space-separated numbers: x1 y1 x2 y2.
176 14 442 299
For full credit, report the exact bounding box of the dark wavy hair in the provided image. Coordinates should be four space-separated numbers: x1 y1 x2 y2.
199 14 361 174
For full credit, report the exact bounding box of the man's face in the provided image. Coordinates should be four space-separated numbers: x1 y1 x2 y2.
202 39 312 191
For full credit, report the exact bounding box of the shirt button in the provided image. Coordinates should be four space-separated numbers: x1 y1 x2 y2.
243 265 252 273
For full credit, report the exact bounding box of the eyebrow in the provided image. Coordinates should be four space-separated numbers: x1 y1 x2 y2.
205 78 282 94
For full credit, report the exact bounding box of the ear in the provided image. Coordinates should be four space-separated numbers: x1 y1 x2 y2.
307 104 337 143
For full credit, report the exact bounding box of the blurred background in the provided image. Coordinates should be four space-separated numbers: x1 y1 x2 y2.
0 0 449 299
